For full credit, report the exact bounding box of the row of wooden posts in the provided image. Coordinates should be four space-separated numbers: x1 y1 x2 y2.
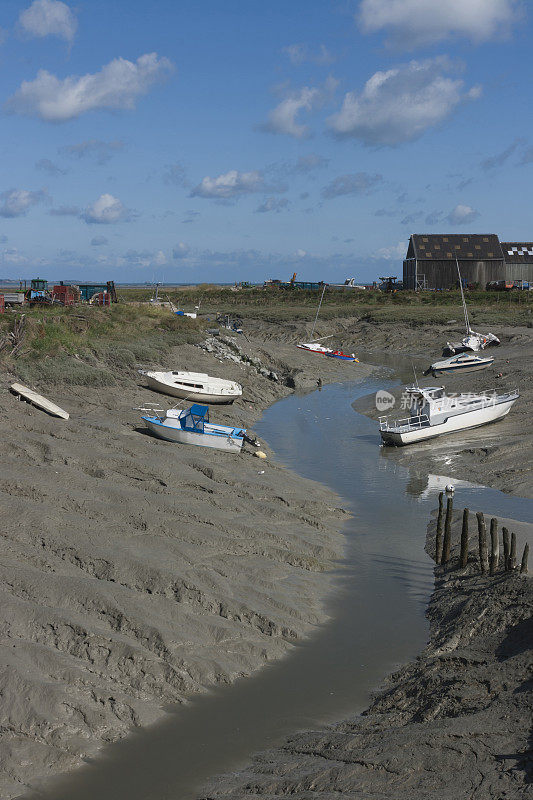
435 491 529 575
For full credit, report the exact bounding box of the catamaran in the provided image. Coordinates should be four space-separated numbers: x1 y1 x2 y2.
379 385 518 446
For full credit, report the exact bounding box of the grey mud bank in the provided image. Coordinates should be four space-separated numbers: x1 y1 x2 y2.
0 333 373 798
200 511 532 800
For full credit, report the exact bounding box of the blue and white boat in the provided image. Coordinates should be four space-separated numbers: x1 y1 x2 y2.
424 353 494 377
141 403 246 452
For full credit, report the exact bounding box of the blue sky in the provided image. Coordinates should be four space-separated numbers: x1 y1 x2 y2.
0 0 532 283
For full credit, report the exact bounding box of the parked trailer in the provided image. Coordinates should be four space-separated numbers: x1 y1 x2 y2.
3 292 25 305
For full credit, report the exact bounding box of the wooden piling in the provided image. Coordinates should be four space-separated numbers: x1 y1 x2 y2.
502 527 510 571
520 543 529 575
489 518 499 576
435 491 444 563
510 531 517 570
476 512 489 574
460 508 469 568
441 496 453 565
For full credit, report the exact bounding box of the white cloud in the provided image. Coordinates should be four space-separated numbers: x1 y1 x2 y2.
0 188 47 218
261 86 320 139
7 53 173 122
123 249 168 268
283 43 334 65
2 247 29 265
358 0 521 48
322 172 382 198
446 204 480 225
190 170 265 199
375 240 408 260
81 194 132 224
259 78 337 139
172 242 190 259
328 57 481 146
19 0 77 44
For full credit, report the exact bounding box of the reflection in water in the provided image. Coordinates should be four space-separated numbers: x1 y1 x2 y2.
22 378 529 800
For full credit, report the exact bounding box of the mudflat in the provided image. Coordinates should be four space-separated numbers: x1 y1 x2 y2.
0 332 373 798
1 305 531 797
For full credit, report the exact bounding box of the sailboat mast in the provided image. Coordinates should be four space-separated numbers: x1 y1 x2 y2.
310 283 327 339
455 258 470 334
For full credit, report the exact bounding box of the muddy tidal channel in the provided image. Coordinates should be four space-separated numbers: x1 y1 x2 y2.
24 378 531 800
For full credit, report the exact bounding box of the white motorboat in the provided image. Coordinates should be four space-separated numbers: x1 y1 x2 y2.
444 260 500 355
424 353 494 377
141 404 246 452
140 370 242 404
379 386 518 446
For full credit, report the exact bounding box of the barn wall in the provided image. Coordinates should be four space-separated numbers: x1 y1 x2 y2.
416 259 507 289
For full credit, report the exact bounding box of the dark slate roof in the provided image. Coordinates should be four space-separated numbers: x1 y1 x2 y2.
408 234 503 261
501 242 533 262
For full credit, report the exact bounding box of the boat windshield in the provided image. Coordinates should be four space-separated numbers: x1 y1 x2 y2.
180 404 209 432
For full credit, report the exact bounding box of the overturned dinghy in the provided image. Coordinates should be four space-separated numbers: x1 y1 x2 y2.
140 370 242 404
141 404 246 452
424 353 494 377
379 386 518 446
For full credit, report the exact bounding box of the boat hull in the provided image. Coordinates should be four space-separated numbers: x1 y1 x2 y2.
431 360 493 376
380 398 517 446
142 417 244 452
144 373 241 404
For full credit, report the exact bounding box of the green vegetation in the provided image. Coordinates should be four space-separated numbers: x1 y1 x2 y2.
121 284 532 326
0 303 204 386
1 286 530 387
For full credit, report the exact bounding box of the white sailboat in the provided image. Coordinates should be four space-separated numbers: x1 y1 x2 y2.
297 285 357 360
140 370 242 404
444 260 500 355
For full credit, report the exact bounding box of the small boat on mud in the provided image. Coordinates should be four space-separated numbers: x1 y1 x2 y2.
325 350 359 362
297 341 334 355
379 385 519 446
424 353 494 377
140 403 246 452
444 260 500 355
140 370 242 404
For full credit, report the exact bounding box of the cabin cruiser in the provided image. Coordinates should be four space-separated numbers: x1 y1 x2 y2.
379 386 518 446
140 370 242 404
424 353 494 377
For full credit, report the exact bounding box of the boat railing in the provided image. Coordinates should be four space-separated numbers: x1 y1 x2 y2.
379 413 430 432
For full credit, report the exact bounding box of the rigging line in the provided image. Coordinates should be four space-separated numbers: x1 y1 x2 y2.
455 257 470 334
310 283 327 339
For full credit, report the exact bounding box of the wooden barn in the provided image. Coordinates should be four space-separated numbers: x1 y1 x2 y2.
403 234 504 290
500 242 533 285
